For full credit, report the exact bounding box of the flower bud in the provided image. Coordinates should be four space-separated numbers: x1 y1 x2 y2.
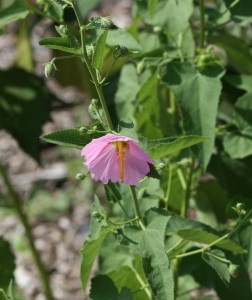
113 45 130 59
137 60 145 74
79 127 88 134
44 60 57 78
76 173 86 181
156 163 165 171
55 25 69 37
91 211 104 222
229 264 239 278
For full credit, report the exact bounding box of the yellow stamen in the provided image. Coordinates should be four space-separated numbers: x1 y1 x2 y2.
117 141 125 180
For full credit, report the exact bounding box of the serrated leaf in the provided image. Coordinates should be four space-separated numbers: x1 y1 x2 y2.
40 126 103 149
0 68 52 161
202 250 230 286
147 135 206 160
0 0 29 28
0 237 15 289
160 61 224 169
223 129 252 159
80 198 115 291
140 228 174 300
92 31 108 70
178 229 244 254
39 36 81 54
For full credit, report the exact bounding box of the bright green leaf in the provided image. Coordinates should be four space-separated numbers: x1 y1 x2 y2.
107 30 141 51
0 0 29 28
223 129 252 159
39 36 81 54
146 135 206 160
160 61 224 169
92 31 108 70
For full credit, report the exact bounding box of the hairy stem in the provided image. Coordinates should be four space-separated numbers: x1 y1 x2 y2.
0 164 54 300
71 0 114 130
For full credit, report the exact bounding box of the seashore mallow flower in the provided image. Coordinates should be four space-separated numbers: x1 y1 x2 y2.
81 133 154 185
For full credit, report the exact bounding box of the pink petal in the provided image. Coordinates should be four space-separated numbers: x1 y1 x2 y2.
81 140 108 164
128 141 155 164
87 143 120 184
90 133 135 143
123 149 150 185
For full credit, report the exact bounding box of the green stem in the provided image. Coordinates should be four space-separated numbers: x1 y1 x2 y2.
199 0 205 49
130 186 144 228
117 200 130 219
0 164 54 300
206 250 231 264
71 0 114 130
181 157 195 217
165 163 172 210
53 54 80 62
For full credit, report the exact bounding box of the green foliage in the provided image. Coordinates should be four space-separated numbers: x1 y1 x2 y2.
160 61 224 169
0 0 29 28
39 36 82 54
0 237 15 290
0 68 52 161
40 124 103 149
92 31 108 70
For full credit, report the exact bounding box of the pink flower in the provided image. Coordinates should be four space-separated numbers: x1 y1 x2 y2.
81 133 154 185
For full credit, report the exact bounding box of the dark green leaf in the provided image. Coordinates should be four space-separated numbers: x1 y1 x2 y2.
107 31 141 51
118 118 138 140
160 61 224 169
0 237 15 289
224 0 252 21
76 0 102 19
234 92 252 129
80 197 115 291
202 250 230 286
224 75 252 92
87 16 118 30
89 275 118 300
92 31 108 70
39 36 81 54
0 68 52 161
41 125 103 149
0 0 29 28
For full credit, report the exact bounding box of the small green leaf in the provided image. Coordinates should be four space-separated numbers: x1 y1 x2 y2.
40 125 103 149
202 250 230 286
39 36 81 54
107 30 141 51
223 129 252 159
147 135 206 160
92 31 108 70
0 237 15 289
0 0 29 28
118 118 138 140
87 16 118 30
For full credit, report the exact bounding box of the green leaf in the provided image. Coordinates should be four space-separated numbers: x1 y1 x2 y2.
234 92 252 129
92 31 108 70
107 30 141 51
76 0 102 19
178 229 244 254
0 237 15 289
136 75 173 139
202 250 230 286
224 75 252 92
41 125 103 149
87 16 118 30
80 198 115 291
140 228 174 300
160 61 224 169
89 275 118 300
39 36 81 54
0 68 52 161
148 0 158 16
118 118 138 140
104 182 122 203
208 33 252 74
236 224 252 271
44 0 64 21
0 0 29 28
144 208 171 238
146 135 206 160
223 129 252 159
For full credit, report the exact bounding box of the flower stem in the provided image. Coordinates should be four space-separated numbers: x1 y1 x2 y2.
199 0 205 49
71 0 114 130
165 163 172 210
0 164 54 300
130 186 144 228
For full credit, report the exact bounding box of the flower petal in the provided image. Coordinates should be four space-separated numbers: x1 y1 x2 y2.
81 140 108 164
87 143 120 184
123 150 150 185
128 141 155 164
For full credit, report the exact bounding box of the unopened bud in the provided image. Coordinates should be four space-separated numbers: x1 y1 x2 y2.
79 127 88 134
156 163 165 171
76 173 86 181
137 60 145 74
55 25 69 37
44 60 57 78
113 45 130 59
229 264 239 278
91 211 104 222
